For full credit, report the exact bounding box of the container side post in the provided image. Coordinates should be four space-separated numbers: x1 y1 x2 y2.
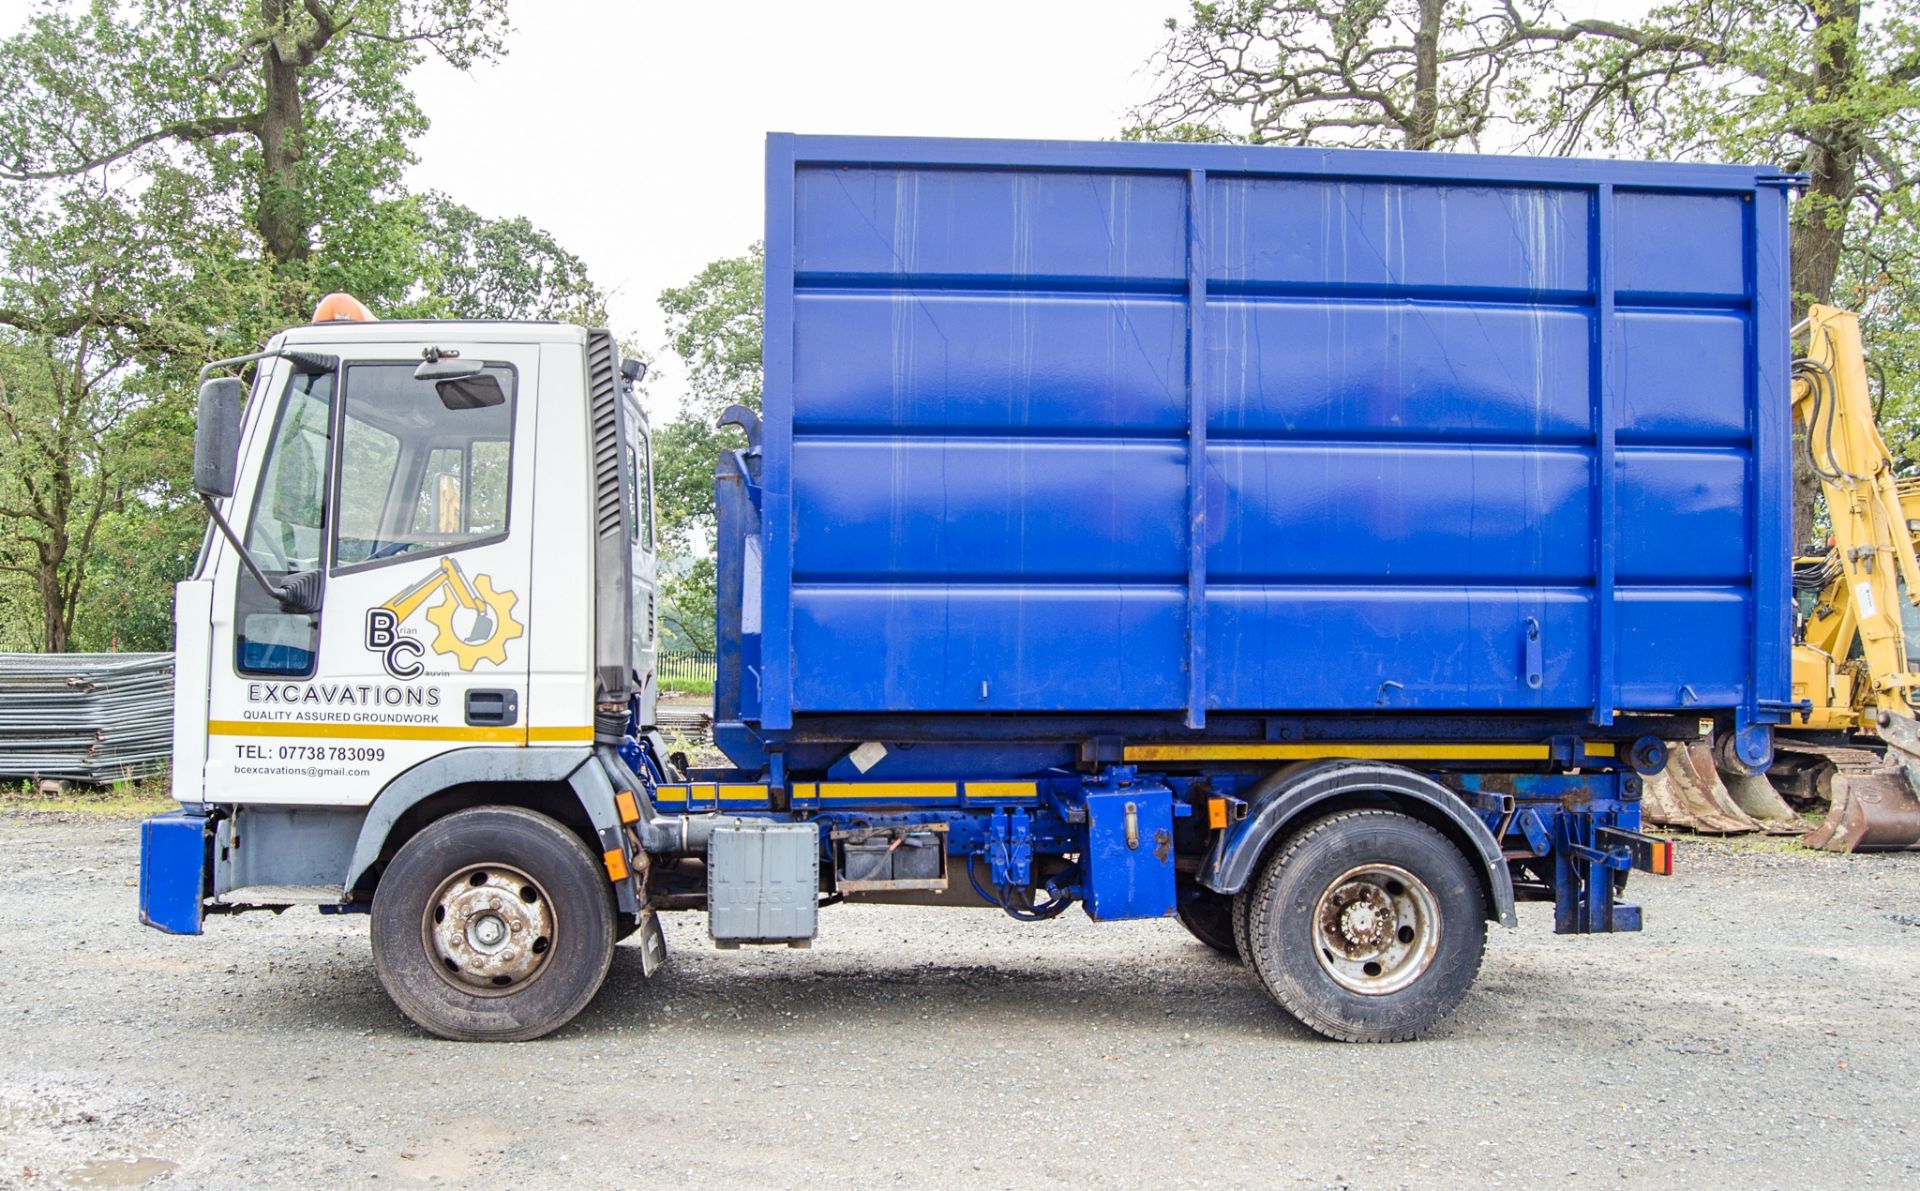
1750 183 1792 722
1592 183 1617 725
762 133 797 730
1185 168 1209 730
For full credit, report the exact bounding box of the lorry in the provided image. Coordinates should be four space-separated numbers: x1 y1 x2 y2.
139 134 1797 1043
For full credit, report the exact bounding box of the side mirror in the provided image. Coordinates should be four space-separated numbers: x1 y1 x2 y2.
193 377 245 498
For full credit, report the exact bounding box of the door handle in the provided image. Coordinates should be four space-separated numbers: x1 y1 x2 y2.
465 689 520 727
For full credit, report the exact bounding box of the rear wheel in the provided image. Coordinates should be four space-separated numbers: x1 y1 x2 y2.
1175 888 1239 957
1241 809 1486 1042
371 806 615 1042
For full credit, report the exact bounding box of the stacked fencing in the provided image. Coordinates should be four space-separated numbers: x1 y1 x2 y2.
0 653 174 784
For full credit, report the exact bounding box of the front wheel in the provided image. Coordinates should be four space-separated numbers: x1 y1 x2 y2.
1237 809 1486 1042
371 806 616 1042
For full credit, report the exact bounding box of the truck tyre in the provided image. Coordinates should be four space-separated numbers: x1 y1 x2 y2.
1175 889 1239 957
371 806 615 1042
1241 809 1486 1043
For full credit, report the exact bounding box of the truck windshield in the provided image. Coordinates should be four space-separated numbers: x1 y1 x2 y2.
244 370 334 572
331 362 515 570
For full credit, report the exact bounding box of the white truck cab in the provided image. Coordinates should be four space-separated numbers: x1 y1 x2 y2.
145 300 672 1039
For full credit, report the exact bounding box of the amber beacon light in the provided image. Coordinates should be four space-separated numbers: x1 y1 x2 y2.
311 292 375 322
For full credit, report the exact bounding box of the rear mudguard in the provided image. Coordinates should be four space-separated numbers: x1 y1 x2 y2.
1198 760 1517 927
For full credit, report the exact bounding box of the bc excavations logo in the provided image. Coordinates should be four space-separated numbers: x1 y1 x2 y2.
365 557 524 679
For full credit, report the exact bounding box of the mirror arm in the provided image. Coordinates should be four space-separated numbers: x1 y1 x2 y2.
199 494 320 613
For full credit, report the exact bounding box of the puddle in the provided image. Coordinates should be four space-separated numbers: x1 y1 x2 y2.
62 1156 177 1187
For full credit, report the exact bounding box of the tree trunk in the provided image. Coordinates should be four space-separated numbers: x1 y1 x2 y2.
1789 0 1864 547
1407 0 1444 149
257 0 311 265
34 533 68 653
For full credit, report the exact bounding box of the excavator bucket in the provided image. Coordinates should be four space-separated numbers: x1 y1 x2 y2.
1644 744 1764 834
1642 742 1802 836
1723 771 1805 831
1803 714 1920 852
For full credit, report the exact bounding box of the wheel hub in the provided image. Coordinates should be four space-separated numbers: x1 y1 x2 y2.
425 864 554 995
1312 863 1441 996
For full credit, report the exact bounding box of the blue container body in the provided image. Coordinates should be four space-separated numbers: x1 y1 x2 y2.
733 135 1793 749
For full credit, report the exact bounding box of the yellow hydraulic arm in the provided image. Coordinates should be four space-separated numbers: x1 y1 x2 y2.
1792 306 1920 726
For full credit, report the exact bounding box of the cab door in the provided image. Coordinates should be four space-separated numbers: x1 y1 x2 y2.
204 342 540 807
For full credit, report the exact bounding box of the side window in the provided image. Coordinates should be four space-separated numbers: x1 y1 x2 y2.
333 362 515 570
236 370 334 677
628 433 655 553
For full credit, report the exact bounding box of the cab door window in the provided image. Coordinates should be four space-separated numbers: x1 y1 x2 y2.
332 362 516 570
235 369 333 676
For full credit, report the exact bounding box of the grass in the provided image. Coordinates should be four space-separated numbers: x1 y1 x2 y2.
658 652 716 696
1 771 176 818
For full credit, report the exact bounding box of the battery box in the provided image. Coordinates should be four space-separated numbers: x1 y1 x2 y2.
707 821 819 946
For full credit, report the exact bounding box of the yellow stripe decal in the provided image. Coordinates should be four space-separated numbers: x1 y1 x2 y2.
210 719 528 744
530 726 595 743
964 781 1039 800
1122 742 1557 763
719 784 771 804
652 786 689 804
818 782 958 800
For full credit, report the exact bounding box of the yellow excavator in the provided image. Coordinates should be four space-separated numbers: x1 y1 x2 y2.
1645 304 1920 851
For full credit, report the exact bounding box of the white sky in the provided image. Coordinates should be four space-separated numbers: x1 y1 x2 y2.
400 0 1183 419
0 0 1655 420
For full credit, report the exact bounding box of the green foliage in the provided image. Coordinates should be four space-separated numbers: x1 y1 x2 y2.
404 192 609 323
73 500 206 652
660 557 718 655
651 246 763 649
659 244 764 425
0 1 604 653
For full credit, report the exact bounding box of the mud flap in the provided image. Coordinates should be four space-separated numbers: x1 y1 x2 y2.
634 907 667 976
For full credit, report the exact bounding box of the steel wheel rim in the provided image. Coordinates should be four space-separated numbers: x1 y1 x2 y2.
1311 863 1440 996
423 862 556 997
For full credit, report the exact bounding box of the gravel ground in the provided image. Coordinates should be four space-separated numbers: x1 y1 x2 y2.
0 814 1916 1190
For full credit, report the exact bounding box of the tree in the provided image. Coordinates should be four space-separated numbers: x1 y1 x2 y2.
0 170 207 653
651 246 763 646
0 1 611 653
1510 0 1920 540
0 1 505 287
0 334 173 654
1129 1 1564 149
1137 1 1920 542
407 192 609 324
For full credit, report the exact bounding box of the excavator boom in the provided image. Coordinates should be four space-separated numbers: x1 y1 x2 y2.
1785 307 1920 851
1644 306 1920 851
